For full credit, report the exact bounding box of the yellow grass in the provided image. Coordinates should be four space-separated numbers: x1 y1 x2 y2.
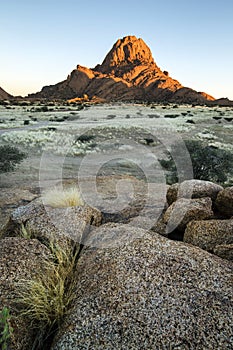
17 243 77 330
42 186 84 208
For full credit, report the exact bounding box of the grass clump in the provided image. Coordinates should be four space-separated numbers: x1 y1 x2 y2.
43 186 84 208
19 224 33 239
17 242 77 348
0 306 13 350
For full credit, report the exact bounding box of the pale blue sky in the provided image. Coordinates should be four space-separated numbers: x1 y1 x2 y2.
1 0 233 99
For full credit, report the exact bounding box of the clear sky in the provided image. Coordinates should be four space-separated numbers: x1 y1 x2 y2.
1 0 233 99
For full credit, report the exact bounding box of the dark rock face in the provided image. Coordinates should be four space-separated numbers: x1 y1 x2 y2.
0 86 13 100
28 36 219 104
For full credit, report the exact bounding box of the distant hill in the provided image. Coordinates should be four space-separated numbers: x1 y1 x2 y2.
0 86 13 100
28 35 217 104
19 35 231 105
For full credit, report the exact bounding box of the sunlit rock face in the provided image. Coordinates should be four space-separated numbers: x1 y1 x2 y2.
28 35 217 103
95 35 155 73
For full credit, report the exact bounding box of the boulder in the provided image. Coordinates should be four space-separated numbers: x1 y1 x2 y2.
0 237 51 350
52 224 233 349
1 200 102 246
215 186 233 217
83 222 147 248
167 180 223 205
184 219 233 251
163 197 214 232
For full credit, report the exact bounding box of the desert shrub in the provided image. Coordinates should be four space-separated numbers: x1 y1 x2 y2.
0 145 26 173
159 140 233 185
17 242 77 348
0 307 13 350
42 186 84 208
76 134 95 143
35 106 49 112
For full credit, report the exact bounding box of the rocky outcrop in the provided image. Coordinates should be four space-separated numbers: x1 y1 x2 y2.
156 180 233 259
28 35 222 104
1 179 233 349
52 224 233 350
0 86 13 100
212 97 233 106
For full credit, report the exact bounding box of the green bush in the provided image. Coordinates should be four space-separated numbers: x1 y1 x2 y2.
0 145 26 173
159 140 233 185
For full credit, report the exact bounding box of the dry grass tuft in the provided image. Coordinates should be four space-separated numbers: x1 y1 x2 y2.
19 224 33 239
17 242 77 346
42 186 83 208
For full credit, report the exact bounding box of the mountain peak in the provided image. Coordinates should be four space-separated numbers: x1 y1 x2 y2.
95 35 154 74
29 35 230 105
